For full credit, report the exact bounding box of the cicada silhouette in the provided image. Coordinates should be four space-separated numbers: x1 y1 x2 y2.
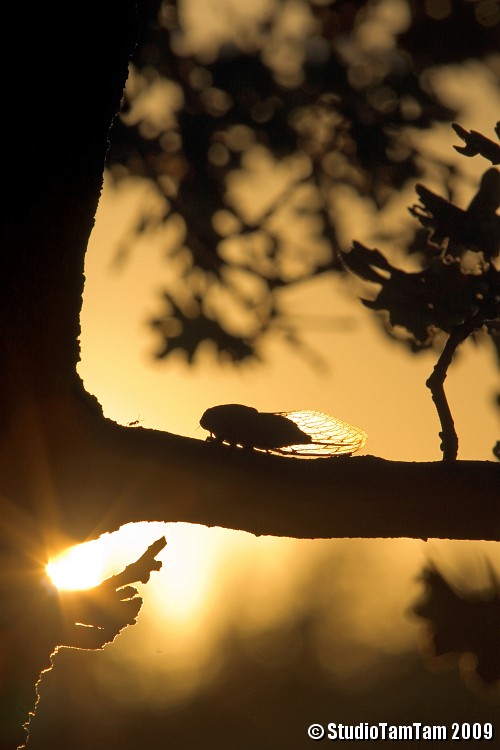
200 404 367 457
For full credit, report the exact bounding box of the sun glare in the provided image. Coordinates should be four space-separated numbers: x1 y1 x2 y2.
45 523 170 594
156 523 223 622
47 541 107 590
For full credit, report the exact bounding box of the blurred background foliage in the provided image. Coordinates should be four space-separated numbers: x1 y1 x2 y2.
106 0 500 365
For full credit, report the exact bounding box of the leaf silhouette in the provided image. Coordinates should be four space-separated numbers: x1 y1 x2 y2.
452 122 500 165
414 566 500 685
409 168 500 259
342 241 498 345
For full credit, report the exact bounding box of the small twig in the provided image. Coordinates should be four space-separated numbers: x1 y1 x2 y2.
426 316 483 462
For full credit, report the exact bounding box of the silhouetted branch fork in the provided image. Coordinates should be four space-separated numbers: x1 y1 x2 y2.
426 315 485 462
6 537 166 750
59 536 167 648
59 590 142 650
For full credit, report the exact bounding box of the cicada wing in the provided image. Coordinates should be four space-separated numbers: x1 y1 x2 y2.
274 410 367 456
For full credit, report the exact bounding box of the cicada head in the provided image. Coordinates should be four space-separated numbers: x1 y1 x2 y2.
200 404 258 445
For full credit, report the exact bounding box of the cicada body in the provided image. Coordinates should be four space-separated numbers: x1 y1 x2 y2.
200 404 367 457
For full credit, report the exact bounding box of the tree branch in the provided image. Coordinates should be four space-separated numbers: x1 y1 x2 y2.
426 316 484 461
11 390 496 546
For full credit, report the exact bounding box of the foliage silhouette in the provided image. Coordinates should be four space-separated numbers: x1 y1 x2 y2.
453 122 500 164
342 124 500 460
414 565 500 686
106 0 500 364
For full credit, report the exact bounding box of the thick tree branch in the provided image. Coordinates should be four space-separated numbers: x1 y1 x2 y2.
3 392 496 548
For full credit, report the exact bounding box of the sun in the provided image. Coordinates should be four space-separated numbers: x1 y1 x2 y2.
46 541 107 590
45 523 169 593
